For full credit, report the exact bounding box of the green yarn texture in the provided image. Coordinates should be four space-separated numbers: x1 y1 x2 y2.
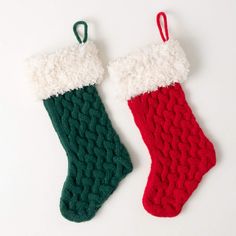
43 85 133 222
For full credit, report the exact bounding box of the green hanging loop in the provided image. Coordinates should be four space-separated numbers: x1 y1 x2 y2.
73 21 88 44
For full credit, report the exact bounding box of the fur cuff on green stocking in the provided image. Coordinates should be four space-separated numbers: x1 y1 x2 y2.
27 39 132 222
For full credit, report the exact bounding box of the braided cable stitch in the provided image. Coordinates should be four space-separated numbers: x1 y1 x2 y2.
44 85 132 222
128 83 215 217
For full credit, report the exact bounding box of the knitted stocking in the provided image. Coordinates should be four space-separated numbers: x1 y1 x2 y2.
109 12 216 217
27 21 132 222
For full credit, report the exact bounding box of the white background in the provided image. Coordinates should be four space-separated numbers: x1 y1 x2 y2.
0 0 236 235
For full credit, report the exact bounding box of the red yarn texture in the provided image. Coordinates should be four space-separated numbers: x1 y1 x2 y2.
128 83 216 217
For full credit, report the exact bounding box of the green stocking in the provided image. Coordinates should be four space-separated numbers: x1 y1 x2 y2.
27 21 132 222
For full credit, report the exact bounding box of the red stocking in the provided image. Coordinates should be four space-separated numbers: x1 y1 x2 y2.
109 12 216 217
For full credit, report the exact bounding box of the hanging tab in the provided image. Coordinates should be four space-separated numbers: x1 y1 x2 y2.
73 21 88 44
156 12 169 42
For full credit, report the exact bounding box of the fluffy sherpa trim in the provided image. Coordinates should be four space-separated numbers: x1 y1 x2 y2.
27 41 104 99
109 39 190 100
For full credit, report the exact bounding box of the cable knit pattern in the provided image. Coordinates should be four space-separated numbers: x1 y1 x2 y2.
109 39 189 100
27 41 104 99
44 86 133 222
128 83 216 217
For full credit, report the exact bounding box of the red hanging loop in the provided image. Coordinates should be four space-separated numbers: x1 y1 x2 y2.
156 12 169 42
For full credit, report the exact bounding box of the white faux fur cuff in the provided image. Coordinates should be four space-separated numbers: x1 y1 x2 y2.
109 39 190 100
27 41 104 99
